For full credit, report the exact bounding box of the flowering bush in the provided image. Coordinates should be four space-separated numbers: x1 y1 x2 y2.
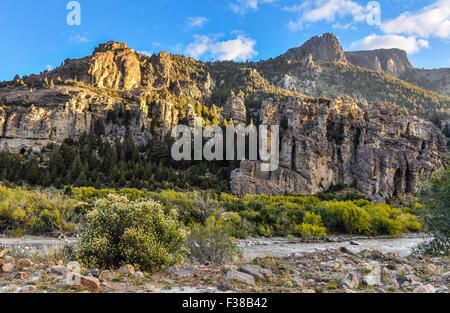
76 194 188 271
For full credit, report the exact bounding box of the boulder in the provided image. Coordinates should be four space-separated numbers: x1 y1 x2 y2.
361 261 382 286
67 261 81 274
16 258 33 270
340 272 360 289
226 270 255 285
239 265 274 282
0 249 7 258
413 284 436 294
80 276 101 293
66 272 82 287
49 265 69 276
2 262 15 273
135 271 145 279
165 265 199 278
118 264 135 276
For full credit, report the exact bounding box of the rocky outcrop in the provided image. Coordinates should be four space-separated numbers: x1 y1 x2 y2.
223 95 247 125
283 33 347 63
231 99 447 202
345 49 414 77
23 41 172 91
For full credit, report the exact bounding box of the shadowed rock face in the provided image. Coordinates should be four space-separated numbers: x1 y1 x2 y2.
345 49 414 77
231 99 448 202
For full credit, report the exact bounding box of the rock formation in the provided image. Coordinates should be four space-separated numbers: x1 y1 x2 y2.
0 37 448 200
231 99 447 202
282 33 348 64
345 49 414 77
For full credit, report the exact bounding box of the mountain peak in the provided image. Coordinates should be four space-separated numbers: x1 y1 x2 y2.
282 33 347 63
94 41 129 53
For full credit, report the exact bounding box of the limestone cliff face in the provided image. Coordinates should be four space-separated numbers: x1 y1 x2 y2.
345 49 414 77
231 99 448 202
0 86 188 153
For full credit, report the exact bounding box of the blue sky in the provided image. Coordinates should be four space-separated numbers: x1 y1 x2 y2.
1 0 449 81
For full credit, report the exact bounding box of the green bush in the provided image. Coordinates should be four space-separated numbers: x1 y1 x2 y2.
186 217 241 265
0 186 82 236
76 194 188 271
294 212 327 238
413 166 450 256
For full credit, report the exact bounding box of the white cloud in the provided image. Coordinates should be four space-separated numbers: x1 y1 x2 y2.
186 34 257 61
350 34 429 54
187 16 209 29
380 0 450 39
45 65 54 71
138 51 153 57
70 34 89 43
286 0 367 31
230 0 277 14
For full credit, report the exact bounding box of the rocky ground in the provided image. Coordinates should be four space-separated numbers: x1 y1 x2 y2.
0 243 448 294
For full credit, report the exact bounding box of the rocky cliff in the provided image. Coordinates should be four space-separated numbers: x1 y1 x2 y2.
345 49 414 77
0 38 448 200
231 99 447 202
282 33 347 64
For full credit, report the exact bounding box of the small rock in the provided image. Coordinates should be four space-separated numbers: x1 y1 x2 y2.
57 260 64 266
99 270 114 281
0 249 7 258
89 268 102 278
118 264 135 276
340 272 360 289
2 262 15 273
66 272 82 287
218 283 229 292
361 261 382 286
226 270 255 285
134 271 145 279
165 265 199 278
284 280 294 288
350 241 360 246
339 247 355 255
292 279 303 288
15 272 28 279
16 258 33 270
2 256 15 265
80 275 101 292
413 284 436 294
239 264 274 282
145 283 156 292
442 271 450 282
381 267 392 282
424 263 439 276
388 279 400 291
67 261 81 274
49 265 69 276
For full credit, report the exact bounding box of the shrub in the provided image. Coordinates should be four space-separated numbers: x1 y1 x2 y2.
0 186 82 235
186 217 241 265
294 212 326 238
76 194 188 271
413 166 450 256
